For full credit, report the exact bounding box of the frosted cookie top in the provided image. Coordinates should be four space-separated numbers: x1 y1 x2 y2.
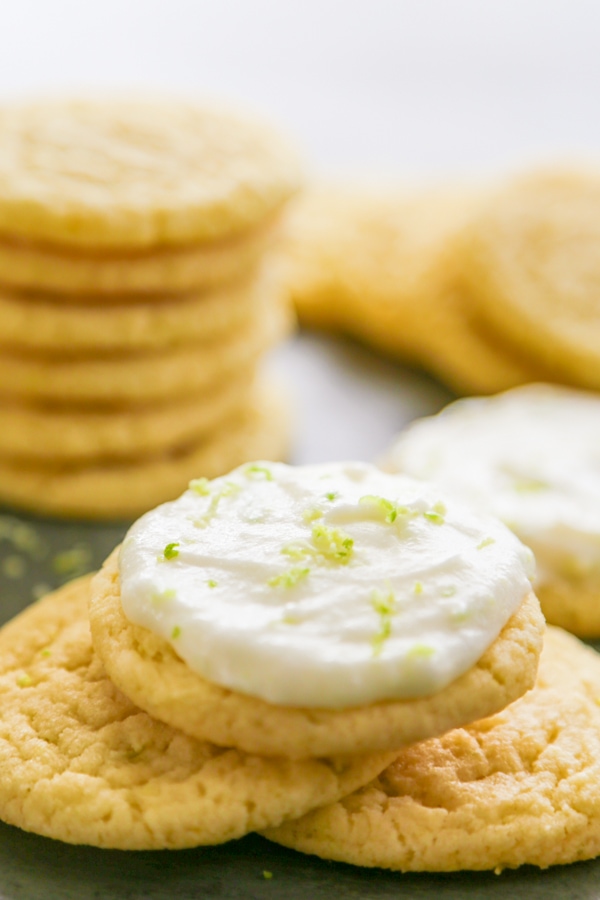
382 384 600 587
118 461 534 709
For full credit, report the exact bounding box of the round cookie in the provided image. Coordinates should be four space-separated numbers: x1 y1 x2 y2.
263 626 600 872
0 575 393 850
88 465 544 758
0 97 302 249
0 218 274 295
279 185 483 367
0 275 260 353
0 380 290 519
457 168 600 389
0 295 290 404
381 383 600 636
0 367 254 462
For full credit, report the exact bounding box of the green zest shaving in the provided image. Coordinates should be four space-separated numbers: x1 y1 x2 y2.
441 585 456 597
189 477 210 495
311 524 354 564
16 673 32 688
244 464 273 481
371 587 396 657
302 507 323 524
405 643 435 660
268 567 310 588
152 588 176 605
477 537 496 550
163 542 180 560
324 491 338 501
423 501 446 525
195 481 240 528
414 581 424 595
359 494 411 524
207 579 218 589
40 648 51 658
171 626 181 639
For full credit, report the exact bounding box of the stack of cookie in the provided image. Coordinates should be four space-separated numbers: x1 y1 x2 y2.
0 97 301 519
280 168 600 397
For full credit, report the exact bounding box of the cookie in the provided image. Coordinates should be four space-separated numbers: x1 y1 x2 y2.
457 169 600 389
0 293 290 405
279 186 482 366
0 381 290 519
89 462 543 758
0 97 302 249
381 383 600 636
0 218 274 295
0 367 254 462
263 627 600 872
0 274 260 353
0 575 393 850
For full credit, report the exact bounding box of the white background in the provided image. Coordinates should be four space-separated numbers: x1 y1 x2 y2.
1 0 598 460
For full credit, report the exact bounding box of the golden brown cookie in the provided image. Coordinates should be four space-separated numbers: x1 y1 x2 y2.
0 380 290 519
457 168 600 389
0 274 260 353
89 545 544 759
0 218 275 295
264 627 600 872
0 367 254 462
0 97 302 249
0 293 290 405
0 575 393 849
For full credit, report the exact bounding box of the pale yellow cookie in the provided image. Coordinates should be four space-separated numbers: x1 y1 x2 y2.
0 97 302 249
264 627 600 872
0 218 275 295
279 186 482 366
0 381 290 519
0 367 254 462
457 168 600 388
0 293 290 405
0 274 260 353
0 575 393 850
89 546 544 758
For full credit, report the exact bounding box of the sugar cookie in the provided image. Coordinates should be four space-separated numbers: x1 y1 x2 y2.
264 627 600 872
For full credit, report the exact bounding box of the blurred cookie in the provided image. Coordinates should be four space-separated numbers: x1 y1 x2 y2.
0 575 392 849
0 275 260 353
0 381 290 519
382 383 600 636
0 294 290 405
0 97 301 250
264 627 600 872
89 462 542 758
457 169 600 389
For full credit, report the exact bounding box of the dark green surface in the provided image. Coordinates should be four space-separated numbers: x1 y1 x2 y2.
1 508 600 899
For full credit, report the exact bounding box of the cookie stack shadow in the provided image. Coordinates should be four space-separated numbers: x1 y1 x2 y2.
0 98 301 520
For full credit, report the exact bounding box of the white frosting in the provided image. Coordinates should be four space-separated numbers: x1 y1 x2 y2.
383 384 600 587
119 461 534 709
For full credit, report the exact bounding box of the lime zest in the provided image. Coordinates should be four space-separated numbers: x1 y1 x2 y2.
324 491 338 502
194 481 240 528
152 588 176 605
244 464 273 481
414 581 424 595
359 494 411 524
424 501 446 525
16 673 32 688
189 477 210 496
310 524 354 564
40 648 51 658
371 587 396 657
477 537 496 550
163 542 180 560
207 579 218 589
268 567 310 588
405 643 435 660
171 625 181 639
441 585 456 597
302 507 323 524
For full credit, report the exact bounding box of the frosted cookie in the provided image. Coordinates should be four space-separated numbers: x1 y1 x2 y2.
0 294 290 405
0 367 254 462
0 218 275 295
89 461 543 758
0 382 290 519
457 169 600 388
382 383 600 636
0 274 260 353
280 187 482 365
0 576 393 850
263 627 600 872
0 97 301 249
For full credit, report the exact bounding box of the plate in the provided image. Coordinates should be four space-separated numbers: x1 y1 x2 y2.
1 333 598 899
